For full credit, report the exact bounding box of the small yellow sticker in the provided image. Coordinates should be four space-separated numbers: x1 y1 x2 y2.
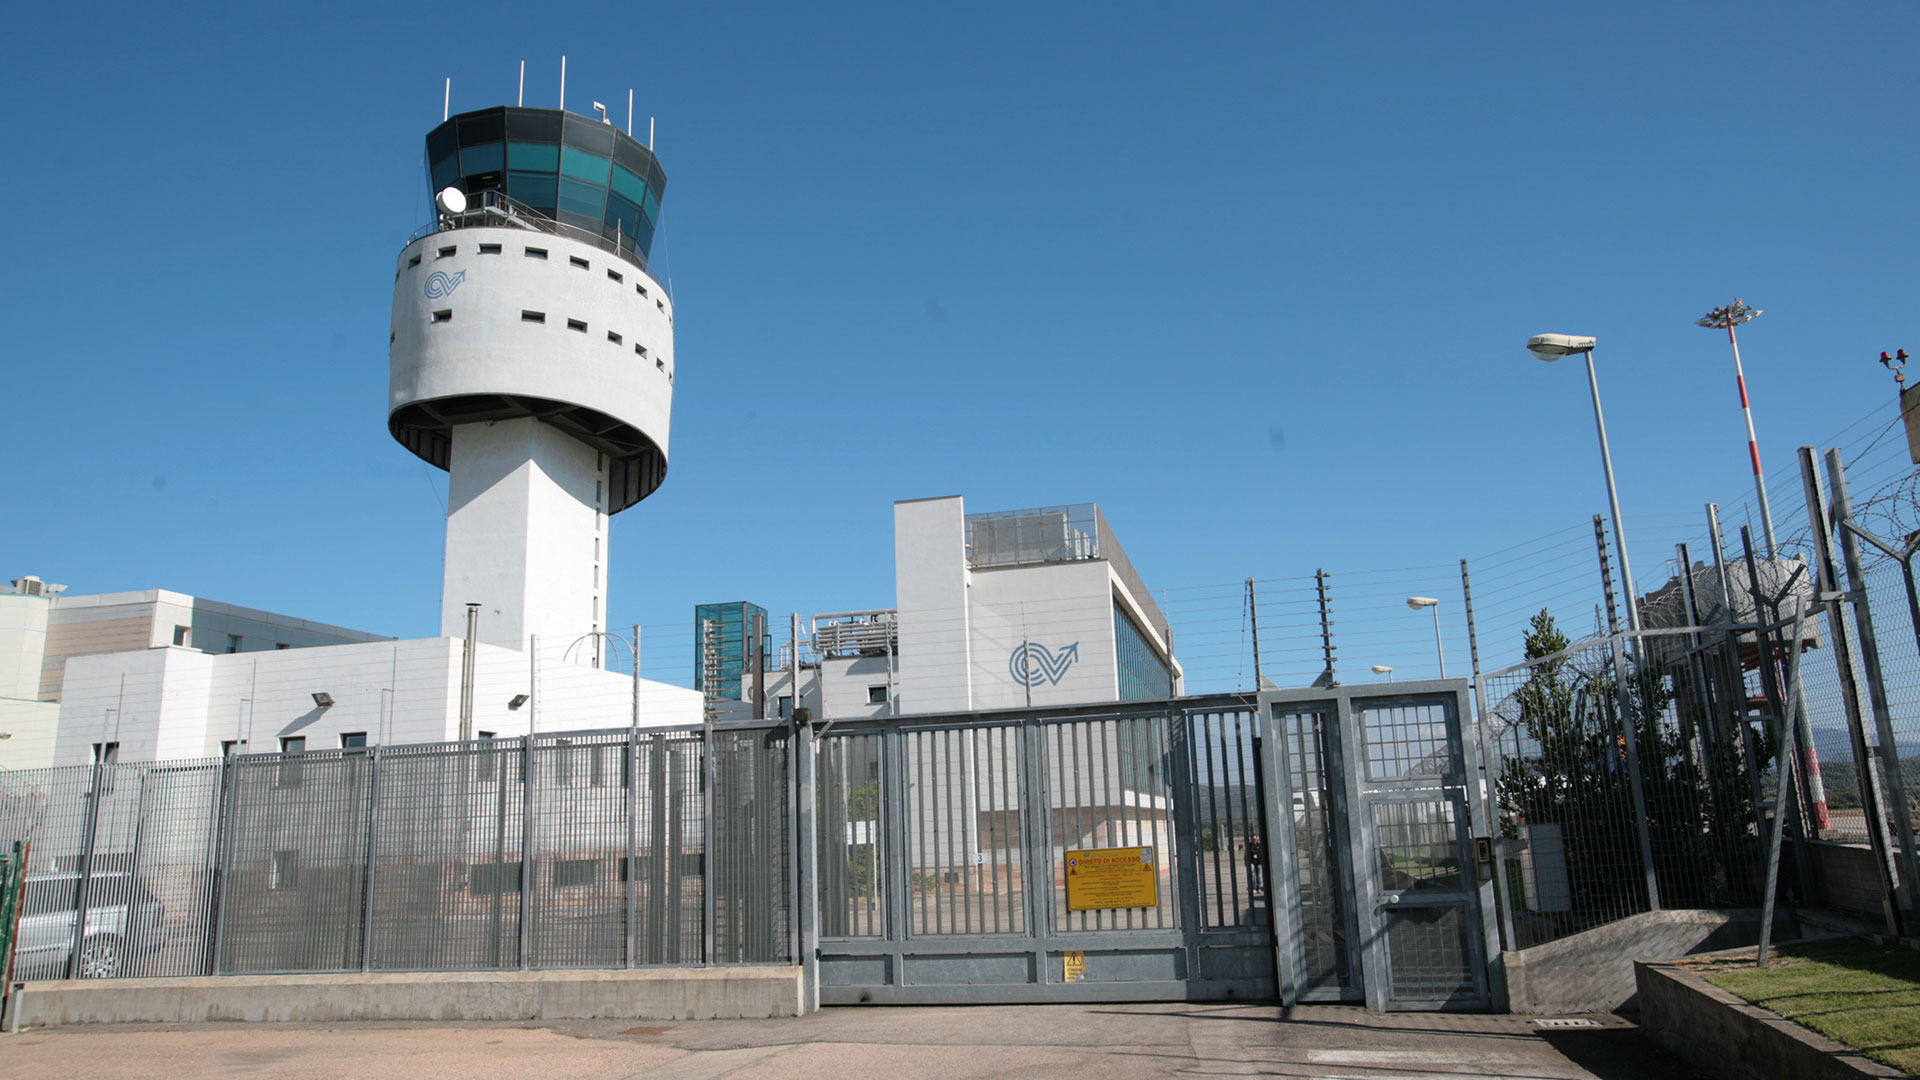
1063 951 1085 983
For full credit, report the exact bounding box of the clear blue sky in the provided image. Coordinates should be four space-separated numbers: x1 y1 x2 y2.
4 3 1915 691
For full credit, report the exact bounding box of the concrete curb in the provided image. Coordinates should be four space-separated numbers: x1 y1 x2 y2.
7 966 804 1028
1634 959 1904 1080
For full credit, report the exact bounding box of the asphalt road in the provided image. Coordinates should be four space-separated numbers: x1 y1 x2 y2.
2 1002 1694 1079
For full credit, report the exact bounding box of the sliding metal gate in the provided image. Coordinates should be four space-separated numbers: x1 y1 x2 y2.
811 698 1273 1004
1260 680 1498 1011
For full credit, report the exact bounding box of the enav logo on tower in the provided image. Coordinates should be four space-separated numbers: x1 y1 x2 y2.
1009 642 1079 687
424 269 466 298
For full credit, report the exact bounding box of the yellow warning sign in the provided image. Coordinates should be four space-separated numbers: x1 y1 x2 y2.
1063 951 1085 982
1065 846 1159 911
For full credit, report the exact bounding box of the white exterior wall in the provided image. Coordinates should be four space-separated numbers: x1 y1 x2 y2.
51 638 702 766
893 497 972 715
0 593 51 700
443 418 606 650
966 561 1121 711
0 699 59 770
760 655 894 722
390 227 675 457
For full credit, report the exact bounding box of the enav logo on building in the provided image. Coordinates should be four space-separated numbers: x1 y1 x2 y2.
1010 641 1079 687
424 269 466 299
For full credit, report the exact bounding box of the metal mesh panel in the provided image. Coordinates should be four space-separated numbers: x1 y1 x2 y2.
905 725 1027 936
1047 717 1176 933
528 733 629 968
1483 632 1764 949
217 751 372 973
1277 708 1352 994
638 731 705 965
711 727 790 963
368 740 524 970
1361 702 1456 783
815 732 886 939
1382 904 1474 1000
1187 708 1268 929
0 762 223 980
1374 801 1461 891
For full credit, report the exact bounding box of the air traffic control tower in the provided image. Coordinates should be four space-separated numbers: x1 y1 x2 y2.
389 106 673 654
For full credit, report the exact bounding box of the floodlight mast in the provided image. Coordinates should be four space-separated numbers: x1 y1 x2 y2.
1697 299 1778 558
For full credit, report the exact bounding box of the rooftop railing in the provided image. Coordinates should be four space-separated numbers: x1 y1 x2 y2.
405 188 661 283
964 504 1171 647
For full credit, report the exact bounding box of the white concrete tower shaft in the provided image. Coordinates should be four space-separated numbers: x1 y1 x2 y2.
388 107 673 657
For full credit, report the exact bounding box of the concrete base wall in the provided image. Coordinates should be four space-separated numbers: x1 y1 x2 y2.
10 967 803 1028
1636 959 1903 1080
1503 909 1795 1015
1804 841 1889 921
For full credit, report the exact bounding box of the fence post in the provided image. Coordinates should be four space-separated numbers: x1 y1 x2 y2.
796 720 818 1011
359 748 381 972
519 735 535 970
1594 515 1662 910
702 724 717 965
206 753 238 977
1740 526 1818 904
625 725 638 969
1800 447 1905 935
1825 448 1920 927
65 762 107 980
1708 504 1773 843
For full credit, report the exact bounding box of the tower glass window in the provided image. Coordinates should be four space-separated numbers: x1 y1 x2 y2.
1114 602 1173 701
427 106 668 267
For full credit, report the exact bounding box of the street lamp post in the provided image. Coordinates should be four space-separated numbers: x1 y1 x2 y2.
1371 665 1394 681
1697 300 1778 557
1527 335 1641 632
1407 597 1445 678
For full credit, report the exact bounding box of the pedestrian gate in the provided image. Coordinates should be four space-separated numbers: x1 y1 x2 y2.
806 683 1496 1010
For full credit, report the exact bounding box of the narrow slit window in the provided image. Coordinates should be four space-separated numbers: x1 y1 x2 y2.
432 309 452 323
569 256 589 270
525 247 548 259
656 357 665 371
607 269 623 283
522 310 546 323
656 299 665 312
607 331 622 345
635 344 649 358
478 243 502 255
407 254 422 268
567 318 587 333
636 284 648 298
437 245 457 259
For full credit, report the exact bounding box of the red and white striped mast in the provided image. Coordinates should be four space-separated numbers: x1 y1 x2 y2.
1700 298 1830 832
1698 299 1779 556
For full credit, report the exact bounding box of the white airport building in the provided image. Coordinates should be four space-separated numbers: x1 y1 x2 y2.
734 497 1182 723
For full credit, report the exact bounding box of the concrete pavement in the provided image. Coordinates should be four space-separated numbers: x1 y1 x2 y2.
2 1002 1695 1079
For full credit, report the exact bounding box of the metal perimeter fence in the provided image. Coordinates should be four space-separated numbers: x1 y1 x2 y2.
1478 628 1769 950
1476 454 1920 950
0 722 792 981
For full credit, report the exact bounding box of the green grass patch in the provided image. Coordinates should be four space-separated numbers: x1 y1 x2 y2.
1700 940 1920 1076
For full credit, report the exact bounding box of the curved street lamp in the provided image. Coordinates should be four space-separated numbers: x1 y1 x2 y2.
1527 334 1641 633
1406 597 1445 678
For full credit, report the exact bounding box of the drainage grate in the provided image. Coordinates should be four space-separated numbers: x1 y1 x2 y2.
1531 1017 1602 1028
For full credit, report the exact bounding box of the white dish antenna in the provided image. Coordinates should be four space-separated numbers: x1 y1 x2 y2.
436 186 468 215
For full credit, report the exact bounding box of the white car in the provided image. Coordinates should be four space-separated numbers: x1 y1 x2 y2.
11 871 166 980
